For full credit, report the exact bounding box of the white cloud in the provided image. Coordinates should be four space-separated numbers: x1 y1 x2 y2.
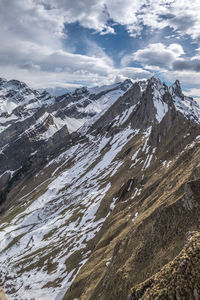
1 0 200 89
184 89 200 106
39 0 113 34
40 0 200 40
0 46 150 89
166 1 200 40
184 88 200 98
0 0 154 88
115 67 151 80
162 69 200 86
106 0 142 27
121 43 184 69
0 0 114 88
0 1 65 49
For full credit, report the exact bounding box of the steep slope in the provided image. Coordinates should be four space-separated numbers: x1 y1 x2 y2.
64 78 200 300
0 77 199 300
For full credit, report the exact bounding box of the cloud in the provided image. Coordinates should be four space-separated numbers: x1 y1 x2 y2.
161 68 200 86
39 0 114 34
27 0 192 40
166 1 200 40
0 0 114 88
184 88 200 98
173 59 200 72
116 67 151 80
172 47 200 73
0 49 114 88
37 0 144 36
36 50 113 74
0 0 65 49
184 88 200 106
43 0 200 40
1 0 200 90
121 43 184 69
0 0 154 88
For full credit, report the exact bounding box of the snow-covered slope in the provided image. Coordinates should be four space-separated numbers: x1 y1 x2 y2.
54 79 133 133
0 78 133 137
0 125 140 299
0 78 55 133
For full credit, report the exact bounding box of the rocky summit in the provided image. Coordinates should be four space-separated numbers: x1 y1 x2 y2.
0 76 199 300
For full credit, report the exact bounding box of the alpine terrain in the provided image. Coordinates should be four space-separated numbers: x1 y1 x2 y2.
0 76 199 300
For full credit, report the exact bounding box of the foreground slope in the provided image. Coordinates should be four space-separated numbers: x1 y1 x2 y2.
130 231 200 300
0 77 199 299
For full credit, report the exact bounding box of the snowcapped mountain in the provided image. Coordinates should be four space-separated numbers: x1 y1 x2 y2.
0 76 199 300
0 78 133 196
0 78 132 137
0 78 54 133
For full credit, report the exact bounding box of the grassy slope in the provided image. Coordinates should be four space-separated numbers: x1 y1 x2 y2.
130 231 200 300
64 133 200 299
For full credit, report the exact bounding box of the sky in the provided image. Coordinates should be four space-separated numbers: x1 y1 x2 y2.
1 0 200 99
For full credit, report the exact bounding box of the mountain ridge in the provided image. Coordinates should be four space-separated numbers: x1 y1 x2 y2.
0 76 199 300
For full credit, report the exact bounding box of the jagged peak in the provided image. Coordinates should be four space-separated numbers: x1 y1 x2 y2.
0 78 39 95
169 79 183 98
123 78 133 85
136 80 148 93
148 76 163 86
147 76 168 95
147 76 168 97
5 79 28 90
72 86 89 97
121 78 133 87
119 79 133 92
174 79 181 87
168 80 200 124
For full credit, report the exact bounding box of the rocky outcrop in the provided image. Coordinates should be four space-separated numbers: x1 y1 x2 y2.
0 287 7 300
129 231 200 300
183 179 200 211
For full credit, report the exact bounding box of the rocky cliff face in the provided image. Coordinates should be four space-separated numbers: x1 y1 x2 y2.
0 76 199 300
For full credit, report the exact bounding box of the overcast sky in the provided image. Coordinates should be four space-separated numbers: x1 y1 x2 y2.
1 0 200 98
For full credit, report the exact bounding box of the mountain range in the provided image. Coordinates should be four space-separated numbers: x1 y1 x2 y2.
0 76 199 300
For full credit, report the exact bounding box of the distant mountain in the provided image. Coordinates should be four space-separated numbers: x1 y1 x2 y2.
38 87 71 97
0 76 199 300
